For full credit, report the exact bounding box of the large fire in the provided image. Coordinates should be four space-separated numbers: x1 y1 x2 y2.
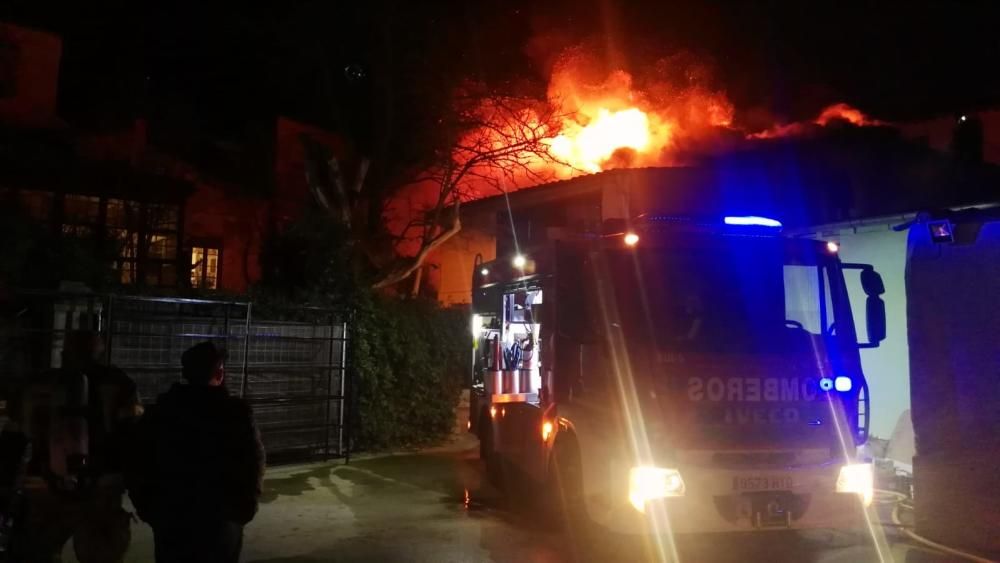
383 45 888 291
537 54 734 177
548 107 653 173
389 48 885 257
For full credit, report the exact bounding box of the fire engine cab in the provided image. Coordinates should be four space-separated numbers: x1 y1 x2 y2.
468 214 886 534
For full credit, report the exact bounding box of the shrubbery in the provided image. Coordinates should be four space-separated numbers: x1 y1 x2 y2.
350 296 468 448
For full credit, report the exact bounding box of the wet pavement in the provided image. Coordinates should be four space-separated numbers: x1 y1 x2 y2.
103 435 956 562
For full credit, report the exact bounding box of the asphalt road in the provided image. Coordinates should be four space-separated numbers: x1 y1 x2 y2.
107 435 958 563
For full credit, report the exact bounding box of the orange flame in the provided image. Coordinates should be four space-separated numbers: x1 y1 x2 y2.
539 55 732 176
815 103 880 126
548 107 655 173
751 103 882 139
451 50 734 187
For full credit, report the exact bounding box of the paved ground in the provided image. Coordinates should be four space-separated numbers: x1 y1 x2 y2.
73 435 959 562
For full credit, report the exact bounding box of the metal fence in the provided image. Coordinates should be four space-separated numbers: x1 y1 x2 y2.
0 291 351 463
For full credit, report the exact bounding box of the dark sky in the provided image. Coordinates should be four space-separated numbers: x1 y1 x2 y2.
4 0 1000 131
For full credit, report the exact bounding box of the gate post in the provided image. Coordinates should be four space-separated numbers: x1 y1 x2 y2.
323 313 335 460
341 312 351 464
104 295 115 365
240 302 252 399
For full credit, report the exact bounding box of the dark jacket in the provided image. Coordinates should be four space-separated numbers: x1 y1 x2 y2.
128 384 265 526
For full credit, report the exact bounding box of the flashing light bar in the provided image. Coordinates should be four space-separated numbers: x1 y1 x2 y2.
723 215 783 228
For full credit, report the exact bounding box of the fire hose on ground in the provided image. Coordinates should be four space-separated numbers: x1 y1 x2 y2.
874 488 997 563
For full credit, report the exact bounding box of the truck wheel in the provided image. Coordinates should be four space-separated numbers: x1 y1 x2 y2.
548 438 591 535
479 419 504 490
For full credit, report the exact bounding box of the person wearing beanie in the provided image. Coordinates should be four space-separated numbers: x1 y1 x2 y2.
127 341 264 563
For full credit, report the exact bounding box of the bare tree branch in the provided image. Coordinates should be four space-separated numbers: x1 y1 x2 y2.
295 86 569 294
300 133 372 231
372 201 462 290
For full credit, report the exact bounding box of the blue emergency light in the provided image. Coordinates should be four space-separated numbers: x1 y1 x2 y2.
723 215 783 228
820 376 853 392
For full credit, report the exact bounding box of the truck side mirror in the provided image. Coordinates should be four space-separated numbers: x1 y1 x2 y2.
860 269 885 296
863 296 886 348
841 263 887 349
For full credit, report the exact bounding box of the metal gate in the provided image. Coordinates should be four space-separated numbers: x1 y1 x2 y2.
0 291 351 463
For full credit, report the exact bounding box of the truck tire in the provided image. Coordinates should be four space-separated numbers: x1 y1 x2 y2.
479 418 504 490
548 436 592 535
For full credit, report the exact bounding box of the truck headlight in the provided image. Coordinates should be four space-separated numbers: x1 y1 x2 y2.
628 466 685 513
836 463 873 507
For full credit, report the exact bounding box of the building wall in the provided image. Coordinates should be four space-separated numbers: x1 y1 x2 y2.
179 117 349 293
0 23 61 127
434 228 496 305
184 185 268 293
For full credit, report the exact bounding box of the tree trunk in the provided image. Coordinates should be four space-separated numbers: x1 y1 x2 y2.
371 204 461 290
410 263 424 297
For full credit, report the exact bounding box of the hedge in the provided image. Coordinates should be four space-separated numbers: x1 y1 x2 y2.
350 296 469 449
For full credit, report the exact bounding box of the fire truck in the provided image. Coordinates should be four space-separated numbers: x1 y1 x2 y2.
468 213 886 534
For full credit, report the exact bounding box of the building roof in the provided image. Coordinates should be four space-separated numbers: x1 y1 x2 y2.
460 124 1000 230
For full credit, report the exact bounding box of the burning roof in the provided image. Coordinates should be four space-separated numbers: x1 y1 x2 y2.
456 46 893 199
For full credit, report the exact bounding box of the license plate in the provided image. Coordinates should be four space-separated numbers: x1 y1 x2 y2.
732 475 794 492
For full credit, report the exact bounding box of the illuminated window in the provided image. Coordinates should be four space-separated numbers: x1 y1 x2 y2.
61 194 101 239
109 228 139 284
190 245 221 289
146 234 177 260
104 199 181 287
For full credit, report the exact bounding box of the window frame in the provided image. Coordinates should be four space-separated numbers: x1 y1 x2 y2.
188 239 223 290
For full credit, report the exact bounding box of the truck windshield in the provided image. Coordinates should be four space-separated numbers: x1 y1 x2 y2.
594 238 845 357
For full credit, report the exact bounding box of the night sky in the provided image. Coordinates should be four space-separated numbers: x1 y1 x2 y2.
3 1 999 140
